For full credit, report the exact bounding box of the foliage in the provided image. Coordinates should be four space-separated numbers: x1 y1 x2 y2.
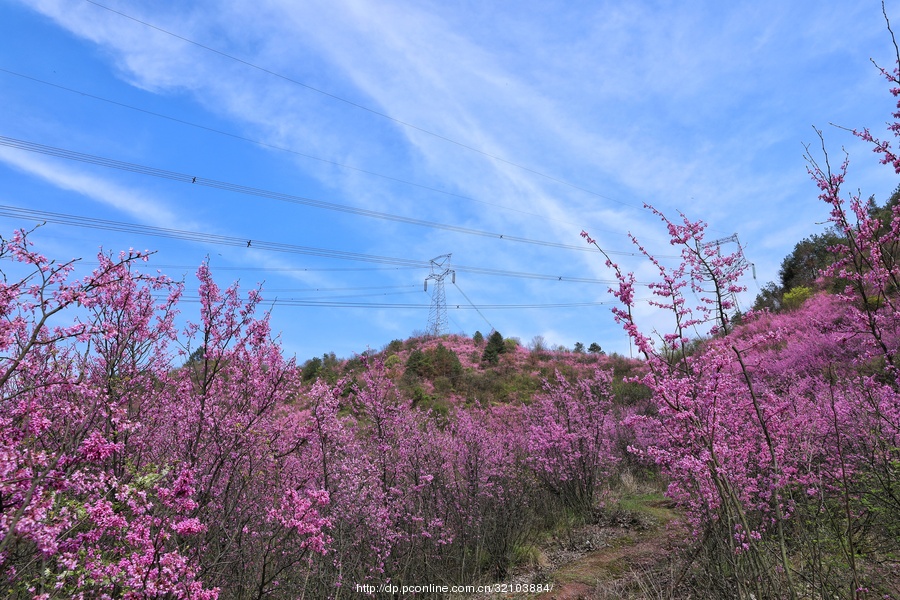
300 352 342 384
753 228 854 311
0 236 644 597
301 355 323 382
16 26 900 596
404 343 462 380
481 331 506 365
525 370 619 515
578 41 900 595
779 231 844 292
781 284 813 309
752 280 783 312
752 192 900 312
529 335 547 353
0 231 329 598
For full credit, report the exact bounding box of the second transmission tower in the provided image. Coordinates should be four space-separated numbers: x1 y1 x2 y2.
702 233 752 325
424 254 454 337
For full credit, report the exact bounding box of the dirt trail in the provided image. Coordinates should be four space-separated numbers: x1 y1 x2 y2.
533 500 685 600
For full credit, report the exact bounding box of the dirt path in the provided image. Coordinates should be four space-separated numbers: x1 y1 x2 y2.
533 499 685 600
467 492 686 600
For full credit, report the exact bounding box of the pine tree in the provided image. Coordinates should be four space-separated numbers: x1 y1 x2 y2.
481 331 506 364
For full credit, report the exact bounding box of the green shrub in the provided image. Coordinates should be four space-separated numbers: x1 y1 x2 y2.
300 356 322 382
783 285 813 310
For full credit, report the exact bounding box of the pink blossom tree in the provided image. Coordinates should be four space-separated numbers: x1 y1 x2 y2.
0 228 217 598
579 30 900 594
0 232 329 599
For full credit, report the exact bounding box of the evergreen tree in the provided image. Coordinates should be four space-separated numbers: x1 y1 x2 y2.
481 331 505 365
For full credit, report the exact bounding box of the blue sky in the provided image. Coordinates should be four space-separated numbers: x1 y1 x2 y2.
1 0 898 361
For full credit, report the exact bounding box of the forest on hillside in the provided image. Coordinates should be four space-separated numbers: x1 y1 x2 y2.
5 23 900 600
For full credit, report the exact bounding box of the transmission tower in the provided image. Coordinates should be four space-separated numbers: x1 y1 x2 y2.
702 233 752 316
424 254 454 337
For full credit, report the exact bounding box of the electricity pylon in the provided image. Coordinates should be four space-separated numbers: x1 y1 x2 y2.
424 254 454 337
703 233 751 319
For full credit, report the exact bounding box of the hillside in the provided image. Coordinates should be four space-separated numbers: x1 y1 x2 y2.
5 209 900 599
299 333 649 413
8 3 900 598
3 214 900 598
6 46 900 598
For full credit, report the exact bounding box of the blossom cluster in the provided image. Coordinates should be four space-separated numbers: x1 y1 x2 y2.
579 67 900 592
0 229 632 598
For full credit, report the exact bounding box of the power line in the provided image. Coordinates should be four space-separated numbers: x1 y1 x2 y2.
0 135 671 257
81 0 641 210
260 284 419 293
274 290 421 301
144 264 423 273
164 289 423 302
0 204 421 266
170 296 620 309
0 205 646 285
0 67 633 235
452 281 495 332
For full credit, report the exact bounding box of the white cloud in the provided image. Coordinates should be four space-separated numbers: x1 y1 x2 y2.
0 147 183 227
8 0 900 356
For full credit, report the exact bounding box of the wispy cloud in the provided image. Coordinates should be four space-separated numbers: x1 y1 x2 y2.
0 147 184 227
6 0 898 355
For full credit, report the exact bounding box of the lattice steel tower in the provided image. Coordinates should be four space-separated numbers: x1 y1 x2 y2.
424 254 454 337
703 233 751 321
